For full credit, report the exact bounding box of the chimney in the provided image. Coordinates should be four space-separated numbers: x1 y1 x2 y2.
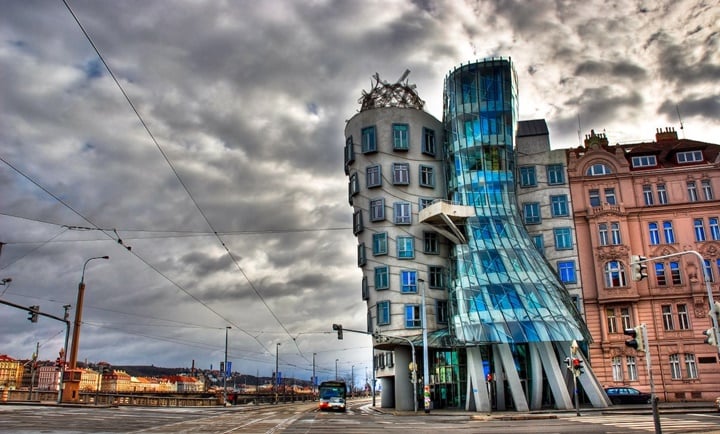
656 127 678 142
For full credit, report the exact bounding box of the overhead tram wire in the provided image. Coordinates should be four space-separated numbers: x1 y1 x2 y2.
61 0 311 360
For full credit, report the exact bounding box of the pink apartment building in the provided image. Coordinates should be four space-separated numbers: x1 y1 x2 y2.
567 128 720 402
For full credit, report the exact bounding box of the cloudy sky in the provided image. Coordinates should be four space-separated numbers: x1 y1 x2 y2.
1 0 718 385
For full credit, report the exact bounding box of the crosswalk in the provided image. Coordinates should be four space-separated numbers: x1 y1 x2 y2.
573 413 720 433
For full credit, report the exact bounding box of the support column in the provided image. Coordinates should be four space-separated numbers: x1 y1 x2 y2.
465 346 491 412
496 343 529 412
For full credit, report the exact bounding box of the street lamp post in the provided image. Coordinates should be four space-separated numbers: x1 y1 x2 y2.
312 353 316 399
223 326 231 405
335 358 339 381
419 278 430 413
62 255 109 403
275 343 280 404
351 365 355 398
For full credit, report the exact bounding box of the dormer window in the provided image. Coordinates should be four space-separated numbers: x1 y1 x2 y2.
631 155 657 168
677 150 703 164
586 163 612 176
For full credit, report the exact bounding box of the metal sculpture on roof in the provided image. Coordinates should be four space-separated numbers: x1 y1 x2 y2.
358 69 425 112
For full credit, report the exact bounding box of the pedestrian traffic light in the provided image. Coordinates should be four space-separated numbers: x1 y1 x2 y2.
703 328 719 348
332 323 343 340
564 357 572 371
572 358 585 376
624 325 646 352
630 255 648 281
27 305 39 323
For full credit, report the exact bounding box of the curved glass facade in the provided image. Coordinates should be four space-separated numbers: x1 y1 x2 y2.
444 59 589 345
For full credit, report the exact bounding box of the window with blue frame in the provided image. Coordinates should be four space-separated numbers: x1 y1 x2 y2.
550 195 569 217
519 166 536 187
532 234 544 252
374 266 389 290
423 232 439 254
428 266 444 289
369 198 385 222
361 276 369 301
353 210 363 235
546 164 565 185
649 222 660 245
397 236 415 259
361 126 376 153
694 218 706 241
400 270 417 293
377 301 390 325
558 261 576 283
554 227 573 250
366 164 382 188
419 165 435 188
523 203 541 224
711 217 720 240
419 198 433 210
394 202 412 224
372 232 387 256
344 136 355 168
392 124 409 150
405 304 422 328
422 128 436 156
663 221 675 243
357 243 366 267
392 163 410 185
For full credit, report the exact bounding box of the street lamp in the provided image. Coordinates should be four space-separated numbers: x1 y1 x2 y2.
275 342 281 404
223 326 231 405
419 278 430 413
312 353 316 399
335 358 339 381
63 255 109 403
351 365 355 398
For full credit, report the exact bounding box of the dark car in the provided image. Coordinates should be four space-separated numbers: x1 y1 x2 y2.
604 387 651 405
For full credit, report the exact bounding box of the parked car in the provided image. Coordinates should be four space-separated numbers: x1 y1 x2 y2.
604 387 651 405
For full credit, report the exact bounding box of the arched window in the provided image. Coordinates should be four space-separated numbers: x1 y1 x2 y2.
586 163 613 176
604 261 627 287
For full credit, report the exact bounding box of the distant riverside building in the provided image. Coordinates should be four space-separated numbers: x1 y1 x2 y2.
0 354 23 389
345 59 607 412
567 128 720 402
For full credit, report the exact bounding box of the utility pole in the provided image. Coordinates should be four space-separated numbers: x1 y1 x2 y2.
27 342 38 401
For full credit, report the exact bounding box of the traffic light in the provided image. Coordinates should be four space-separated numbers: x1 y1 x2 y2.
27 305 39 323
630 255 648 281
624 325 646 352
564 357 572 371
572 358 585 376
332 323 343 340
703 328 719 348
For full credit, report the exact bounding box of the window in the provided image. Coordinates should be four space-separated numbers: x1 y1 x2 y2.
687 181 698 202
612 356 623 381
662 305 674 330
349 173 359 200
353 210 363 234
436 300 448 324
557 261 576 283
670 261 682 285
419 197 433 210
649 222 660 245
604 188 617 205
400 270 417 293
598 223 609 246
663 221 675 243
655 262 667 286
705 259 715 282
366 164 382 188
422 128 436 156
481 251 507 274
357 243 366 267
377 301 390 325
702 179 713 200
428 266 444 288
677 304 690 330
392 163 410 185
710 217 720 240
589 189 601 207
550 195 569 217
606 308 617 334
632 155 657 168
361 276 369 301
392 124 409 150
694 218 706 241
554 227 572 250
643 185 654 206
669 354 681 379
372 232 388 256
657 184 668 204
397 236 415 259
604 261 627 288
393 202 412 224
677 150 703 163
405 304 421 328
610 222 621 245
374 266 389 290
419 165 435 187
423 232 439 254
546 164 565 185
361 126 376 153
626 356 638 381
532 234 544 251
519 166 536 187
684 354 698 379
620 307 631 330
523 203 541 224
344 136 355 168
587 163 612 176
370 198 385 222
